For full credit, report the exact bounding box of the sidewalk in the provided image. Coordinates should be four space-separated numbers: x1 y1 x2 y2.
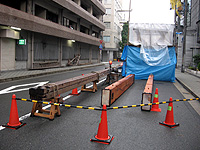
175 69 200 98
0 63 107 83
0 63 199 98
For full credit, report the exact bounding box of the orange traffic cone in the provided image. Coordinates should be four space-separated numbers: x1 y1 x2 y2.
151 88 161 112
159 97 179 128
90 105 114 144
2 94 26 129
69 88 80 96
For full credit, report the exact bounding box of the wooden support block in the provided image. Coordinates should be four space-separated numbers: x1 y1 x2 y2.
81 81 97 92
30 96 61 120
105 72 120 84
141 74 154 111
101 74 135 106
110 72 119 83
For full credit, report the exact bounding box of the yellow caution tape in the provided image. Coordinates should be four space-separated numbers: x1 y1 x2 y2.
76 106 83 109
16 97 200 111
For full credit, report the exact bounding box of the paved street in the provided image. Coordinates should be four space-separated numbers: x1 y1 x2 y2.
1 1 200 149
0 63 200 150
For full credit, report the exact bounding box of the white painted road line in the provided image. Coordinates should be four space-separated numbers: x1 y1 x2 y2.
0 81 49 95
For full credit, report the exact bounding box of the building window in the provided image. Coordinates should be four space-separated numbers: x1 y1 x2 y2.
46 11 58 23
114 36 119 43
63 17 70 27
80 25 89 34
35 5 46 19
187 0 191 27
0 0 21 10
35 5 58 23
103 36 110 42
114 23 117 30
106 8 111 15
197 21 200 43
199 1 200 21
63 17 77 30
92 32 99 37
118 25 121 35
104 0 111 4
104 22 111 29
81 3 87 11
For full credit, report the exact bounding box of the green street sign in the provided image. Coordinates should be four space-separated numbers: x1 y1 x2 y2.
18 39 26 45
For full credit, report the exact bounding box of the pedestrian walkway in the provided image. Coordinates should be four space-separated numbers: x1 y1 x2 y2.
0 63 199 99
175 69 200 98
0 63 107 83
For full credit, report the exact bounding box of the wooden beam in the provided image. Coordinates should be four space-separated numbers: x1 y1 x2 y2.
29 67 122 120
141 74 154 111
29 69 110 100
101 74 135 106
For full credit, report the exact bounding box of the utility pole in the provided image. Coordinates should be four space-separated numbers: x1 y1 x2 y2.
127 0 131 45
117 0 132 46
173 2 177 47
181 0 188 73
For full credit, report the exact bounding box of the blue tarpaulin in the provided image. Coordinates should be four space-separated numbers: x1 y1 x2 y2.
121 46 176 82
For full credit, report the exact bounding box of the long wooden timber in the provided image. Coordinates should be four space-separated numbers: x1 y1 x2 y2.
29 69 110 100
29 69 110 120
141 74 154 111
101 74 135 106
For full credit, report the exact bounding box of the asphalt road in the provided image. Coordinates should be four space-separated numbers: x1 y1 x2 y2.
0 65 200 150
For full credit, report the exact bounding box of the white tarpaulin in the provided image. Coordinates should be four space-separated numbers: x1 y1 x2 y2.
129 23 174 66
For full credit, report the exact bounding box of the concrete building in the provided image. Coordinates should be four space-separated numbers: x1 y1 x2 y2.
177 0 200 68
102 0 123 62
0 0 105 71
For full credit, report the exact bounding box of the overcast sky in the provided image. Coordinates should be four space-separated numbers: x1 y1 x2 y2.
122 0 175 24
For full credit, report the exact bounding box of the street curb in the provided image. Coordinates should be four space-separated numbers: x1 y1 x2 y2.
0 63 107 83
185 70 200 79
176 77 200 98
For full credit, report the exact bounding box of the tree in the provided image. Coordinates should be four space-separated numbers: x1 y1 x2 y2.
119 23 128 52
193 54 200 70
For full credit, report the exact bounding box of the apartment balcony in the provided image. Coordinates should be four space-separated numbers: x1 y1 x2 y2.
0 2 105 46
53 0 105 30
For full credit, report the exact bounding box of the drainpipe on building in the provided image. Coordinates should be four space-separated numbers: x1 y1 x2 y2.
181 0 188 73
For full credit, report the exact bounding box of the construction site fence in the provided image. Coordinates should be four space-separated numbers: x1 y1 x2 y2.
16 97 199 111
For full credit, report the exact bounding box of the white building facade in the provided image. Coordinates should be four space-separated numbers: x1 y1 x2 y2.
177 0 200 68
102 0 123 62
